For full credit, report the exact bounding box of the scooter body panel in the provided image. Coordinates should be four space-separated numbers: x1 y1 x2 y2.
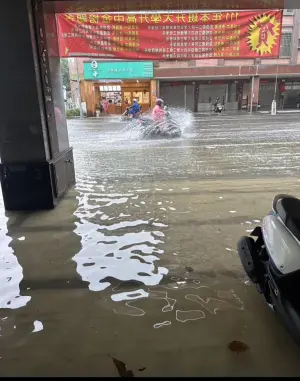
262 214 300 275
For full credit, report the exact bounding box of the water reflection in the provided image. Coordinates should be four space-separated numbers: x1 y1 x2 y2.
0 205 30 309
73 176 169 294
73 175 245 325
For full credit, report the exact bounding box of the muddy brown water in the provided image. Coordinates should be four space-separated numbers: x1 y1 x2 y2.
1 113 300 376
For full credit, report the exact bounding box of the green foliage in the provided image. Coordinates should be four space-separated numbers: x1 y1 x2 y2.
61 59 71 92
66 108 80 118
66 108 87 118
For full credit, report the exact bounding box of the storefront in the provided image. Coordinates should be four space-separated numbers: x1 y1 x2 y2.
278 79 300 110
258 78 300 111
160 82 195 110
81 60 155 116
259 79 278 111
198 80 244 112
160 79 246 112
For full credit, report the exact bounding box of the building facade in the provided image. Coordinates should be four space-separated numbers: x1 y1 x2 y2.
68 59 157 116
156 9 300 112
69 9 300 115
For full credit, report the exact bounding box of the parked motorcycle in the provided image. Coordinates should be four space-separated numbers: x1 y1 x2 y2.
214 103 223 113
138 107 182 139
237 194 300 344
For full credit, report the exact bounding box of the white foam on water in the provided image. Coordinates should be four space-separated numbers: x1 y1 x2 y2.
121 106 194 140
32 320 43 333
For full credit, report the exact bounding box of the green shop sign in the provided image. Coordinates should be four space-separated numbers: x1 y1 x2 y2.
83 61 153 80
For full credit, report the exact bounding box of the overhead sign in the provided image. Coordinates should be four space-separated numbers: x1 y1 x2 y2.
57 10 283 60
83 61 154 79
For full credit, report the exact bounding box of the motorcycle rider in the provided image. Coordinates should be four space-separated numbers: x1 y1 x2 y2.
152 98 166 123
213 97 223 113
214 97 219 111
129 99 140 118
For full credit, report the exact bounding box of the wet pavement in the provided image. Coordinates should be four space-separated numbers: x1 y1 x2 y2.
1 112 300 376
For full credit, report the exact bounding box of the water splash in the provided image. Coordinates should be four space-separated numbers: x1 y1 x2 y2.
121 106 194 140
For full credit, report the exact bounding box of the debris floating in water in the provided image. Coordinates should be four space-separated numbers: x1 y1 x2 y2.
229 210 237 214
228 340 249 353
110 356 134 377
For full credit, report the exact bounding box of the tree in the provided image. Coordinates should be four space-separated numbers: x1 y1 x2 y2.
60 58 71 91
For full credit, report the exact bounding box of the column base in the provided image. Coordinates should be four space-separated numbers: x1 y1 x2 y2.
0 148 75 211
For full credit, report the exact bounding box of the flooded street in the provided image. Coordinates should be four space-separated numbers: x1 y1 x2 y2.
1 112 300 376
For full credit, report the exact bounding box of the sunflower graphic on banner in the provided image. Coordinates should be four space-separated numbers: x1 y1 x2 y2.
247 13 282 56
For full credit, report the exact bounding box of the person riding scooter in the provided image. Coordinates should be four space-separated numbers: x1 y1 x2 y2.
213 97 222 113
152 98 166 123
129 99 141 118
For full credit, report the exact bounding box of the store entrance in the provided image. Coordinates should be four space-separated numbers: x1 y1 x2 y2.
84 80 151 116
122 81 151 113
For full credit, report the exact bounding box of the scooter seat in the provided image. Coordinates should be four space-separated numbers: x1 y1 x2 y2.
276 197 300 242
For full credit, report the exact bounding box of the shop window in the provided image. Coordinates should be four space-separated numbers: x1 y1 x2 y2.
100 85 121 91
280 31 292 57
188 60 196 67
283 9 294 15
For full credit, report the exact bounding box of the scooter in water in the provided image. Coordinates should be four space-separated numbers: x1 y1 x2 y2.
138 106 181 139
214 103 223 113
120 107 141 122
120 107 130 121
237 194 300 344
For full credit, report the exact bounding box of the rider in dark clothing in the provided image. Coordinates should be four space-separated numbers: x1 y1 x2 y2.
214 97 219 109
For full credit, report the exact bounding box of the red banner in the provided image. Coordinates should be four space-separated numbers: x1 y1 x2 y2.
56 10 283 60
53 0 284 13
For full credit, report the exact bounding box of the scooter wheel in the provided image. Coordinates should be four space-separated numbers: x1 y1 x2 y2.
237 236 260 284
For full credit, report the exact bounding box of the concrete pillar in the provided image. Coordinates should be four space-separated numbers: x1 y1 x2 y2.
151 80 158 108
249 76 260 113
0 0 75 210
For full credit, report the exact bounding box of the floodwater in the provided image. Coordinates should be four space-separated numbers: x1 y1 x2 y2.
1 112 300 376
